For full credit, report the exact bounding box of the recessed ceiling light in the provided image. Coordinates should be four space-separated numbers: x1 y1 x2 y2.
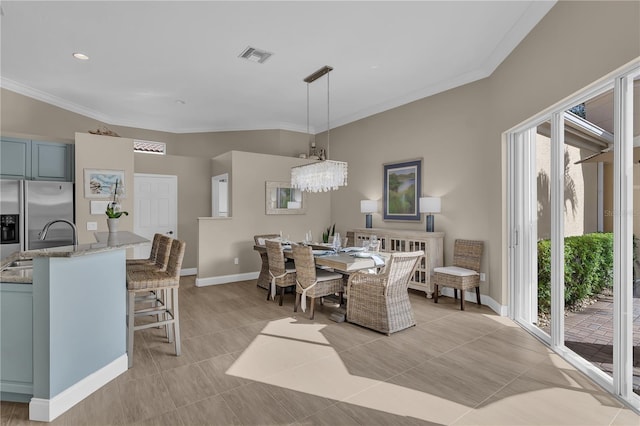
72 52 89 60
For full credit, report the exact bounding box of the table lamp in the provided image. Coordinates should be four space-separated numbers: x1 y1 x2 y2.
360 200 377 229
419 197 441 232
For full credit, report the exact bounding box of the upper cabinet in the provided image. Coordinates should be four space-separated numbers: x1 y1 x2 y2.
1 138 74 182
0 138 31 179
31 141 73 181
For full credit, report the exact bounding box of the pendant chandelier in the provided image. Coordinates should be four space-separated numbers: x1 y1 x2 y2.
291 66 348 193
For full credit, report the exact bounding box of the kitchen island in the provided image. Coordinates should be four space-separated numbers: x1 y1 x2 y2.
0 231 148 422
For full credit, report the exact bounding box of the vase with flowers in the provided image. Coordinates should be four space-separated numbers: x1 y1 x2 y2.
105 179 128 233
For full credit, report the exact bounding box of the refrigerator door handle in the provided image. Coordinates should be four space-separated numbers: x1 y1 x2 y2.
19 180 25 251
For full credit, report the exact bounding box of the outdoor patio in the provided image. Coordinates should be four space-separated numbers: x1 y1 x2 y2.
557 295 640 395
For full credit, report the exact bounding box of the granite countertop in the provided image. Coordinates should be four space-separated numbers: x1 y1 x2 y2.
0 231 149 284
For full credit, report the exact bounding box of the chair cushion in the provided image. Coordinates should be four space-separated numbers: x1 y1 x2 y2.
434 266 478 277
316 268 343 281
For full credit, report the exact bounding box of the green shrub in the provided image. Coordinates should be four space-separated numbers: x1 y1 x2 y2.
537 233 613 314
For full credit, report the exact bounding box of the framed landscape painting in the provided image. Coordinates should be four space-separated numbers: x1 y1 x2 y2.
84 169 125 198
383 159 422 221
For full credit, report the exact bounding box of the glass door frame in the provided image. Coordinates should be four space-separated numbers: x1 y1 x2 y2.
506 59 640 411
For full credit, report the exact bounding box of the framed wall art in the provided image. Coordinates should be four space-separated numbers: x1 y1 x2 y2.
265 181 307 215
84 169 125 198
383 159 422 221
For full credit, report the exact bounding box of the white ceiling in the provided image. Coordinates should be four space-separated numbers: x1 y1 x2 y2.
0 1 555 134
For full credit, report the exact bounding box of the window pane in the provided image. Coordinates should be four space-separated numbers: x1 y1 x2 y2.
562 90 614 383
535 120 552 335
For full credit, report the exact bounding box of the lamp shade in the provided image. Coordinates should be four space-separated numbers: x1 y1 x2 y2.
360 200 377 213
419 197 441 214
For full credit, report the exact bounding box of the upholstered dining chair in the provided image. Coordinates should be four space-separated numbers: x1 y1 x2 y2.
265 239 296 306
433 239 484 310
291 244 344 320
346 250 423 335
126 238 186 368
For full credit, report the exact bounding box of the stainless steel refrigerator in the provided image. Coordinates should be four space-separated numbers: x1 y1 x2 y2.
0 179 74 259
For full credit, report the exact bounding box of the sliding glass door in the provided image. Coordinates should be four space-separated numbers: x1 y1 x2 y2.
508 63 640 410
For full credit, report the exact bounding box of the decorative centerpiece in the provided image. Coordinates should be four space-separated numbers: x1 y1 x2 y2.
105 179 128 233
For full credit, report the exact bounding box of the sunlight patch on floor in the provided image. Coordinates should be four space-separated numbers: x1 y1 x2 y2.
453 387 625 425
226 317 472 424
481 314 520 327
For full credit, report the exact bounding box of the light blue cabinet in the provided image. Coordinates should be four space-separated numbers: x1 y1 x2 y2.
31 141 73 181
0 283 33 399
0 138 73 182
0 138 31 179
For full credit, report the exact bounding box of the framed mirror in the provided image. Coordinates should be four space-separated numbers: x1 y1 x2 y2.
265 181 307 215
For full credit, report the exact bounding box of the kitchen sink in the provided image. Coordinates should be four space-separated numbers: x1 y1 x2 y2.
10 259 32 267
3 259 33 269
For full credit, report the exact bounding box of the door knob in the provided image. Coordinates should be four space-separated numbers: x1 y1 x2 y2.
167 231 173 235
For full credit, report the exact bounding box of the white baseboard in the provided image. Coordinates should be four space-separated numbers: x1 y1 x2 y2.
439 288 507 316
181 267 197 276
29 354 128 422
196 271 259 287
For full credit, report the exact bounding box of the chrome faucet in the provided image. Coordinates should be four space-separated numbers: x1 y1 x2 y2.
39 219 78 248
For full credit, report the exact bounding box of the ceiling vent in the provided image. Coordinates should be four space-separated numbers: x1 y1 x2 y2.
134 139 166 155
239 46 273 64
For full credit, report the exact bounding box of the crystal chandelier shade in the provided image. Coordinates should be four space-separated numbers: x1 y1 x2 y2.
291 65 348 193
291 160 348 193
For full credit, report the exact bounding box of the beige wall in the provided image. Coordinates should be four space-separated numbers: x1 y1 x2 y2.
171 129 310 158
198 151 331 280
328 78 494 293
0 87 311 159
74 133 135 244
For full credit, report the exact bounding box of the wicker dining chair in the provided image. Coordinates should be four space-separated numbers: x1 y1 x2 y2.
291 244 344 320
265 239 296 306
433 239 484 310
346 250 423 335
254 234 280 290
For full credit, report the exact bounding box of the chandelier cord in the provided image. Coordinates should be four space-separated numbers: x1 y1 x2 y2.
307 83 310 136
326 71 330 160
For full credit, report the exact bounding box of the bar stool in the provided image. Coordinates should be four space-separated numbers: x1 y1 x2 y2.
126 233 162 267
126 238 186 368
126 234 173 326
126 234 172 272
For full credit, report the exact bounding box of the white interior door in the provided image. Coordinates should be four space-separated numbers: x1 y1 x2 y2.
133 173 178 258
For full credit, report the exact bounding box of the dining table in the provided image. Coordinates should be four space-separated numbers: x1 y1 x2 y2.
252 242 388 290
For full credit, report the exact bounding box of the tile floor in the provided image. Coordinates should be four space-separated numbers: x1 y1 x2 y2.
2 276 639 425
